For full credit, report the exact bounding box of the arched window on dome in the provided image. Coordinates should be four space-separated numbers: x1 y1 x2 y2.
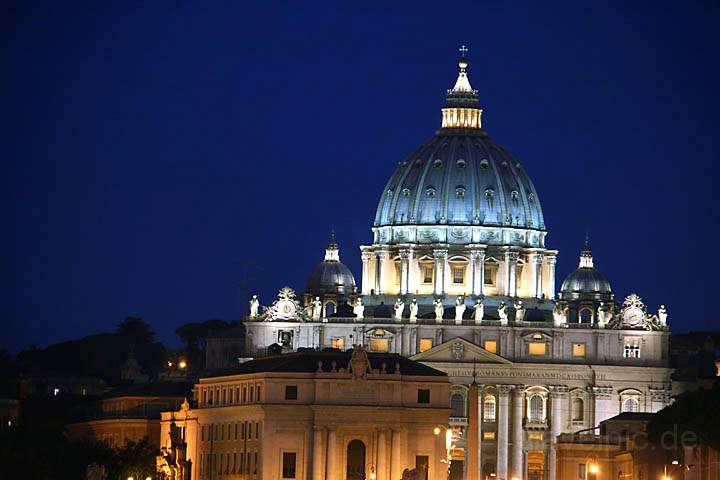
483 395 496 422
324 302 336 317
579 308 593 324
451 393 465 418
484 258 499 288
572 398 584 421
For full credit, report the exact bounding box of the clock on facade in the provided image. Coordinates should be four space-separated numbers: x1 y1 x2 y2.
623 306 644 326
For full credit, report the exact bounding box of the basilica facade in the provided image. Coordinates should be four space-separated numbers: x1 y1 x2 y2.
237 51 673 480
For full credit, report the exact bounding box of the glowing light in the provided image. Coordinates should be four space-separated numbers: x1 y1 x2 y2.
178 360 187 369
671 461 679 465
588 463 600 474
433 426 441 435
167 361 173 367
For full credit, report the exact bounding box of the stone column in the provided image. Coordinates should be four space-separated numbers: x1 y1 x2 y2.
470 248 486 297
399 249 411 295
390 429 402 480
312 427 326 480
543 253 557 300
497 385 512 480
379 250 392 295
432 248 448 295
531 252 544 299
375 253 382 294
548 386 568 480
511 388 524 480
377 429 388 480
326 428 338 480
361 250 374 295
505 251 519 298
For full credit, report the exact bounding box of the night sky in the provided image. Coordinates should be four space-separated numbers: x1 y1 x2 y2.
8 1 720 352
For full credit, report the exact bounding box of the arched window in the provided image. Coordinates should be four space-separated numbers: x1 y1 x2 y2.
325 302 335 317
622 398 639 413
572 398 584 421
483 395 496 422
579 308 592 324
528 394 544 421
451 394 465 417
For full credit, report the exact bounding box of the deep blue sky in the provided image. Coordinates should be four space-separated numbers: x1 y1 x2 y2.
8 1 720 352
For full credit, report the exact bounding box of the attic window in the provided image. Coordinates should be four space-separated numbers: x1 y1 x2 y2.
402 188 411 196
387 189 393 197
532 333 543 339
457 159 466 168
456 186 466 198
415 159 423 166
426 186 436 197
433 159 443 169
485 188 495 198
480 159 489 169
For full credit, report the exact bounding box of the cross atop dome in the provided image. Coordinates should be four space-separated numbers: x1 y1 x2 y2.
324 228 340 262
451 45 474 93
579 234 594 268
441 46 483 129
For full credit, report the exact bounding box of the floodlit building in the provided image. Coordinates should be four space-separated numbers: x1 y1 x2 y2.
225 49 674 480
158 347 450 480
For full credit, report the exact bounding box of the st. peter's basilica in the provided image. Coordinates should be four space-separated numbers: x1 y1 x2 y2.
207 50 672 480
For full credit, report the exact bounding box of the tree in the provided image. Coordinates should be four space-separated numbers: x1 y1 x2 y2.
647 383 720 451
117 317 156 344
110 437 158 480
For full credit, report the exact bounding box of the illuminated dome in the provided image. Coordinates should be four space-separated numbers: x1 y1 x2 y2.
560 238 612 299
306 232 356 296
373 51 546 247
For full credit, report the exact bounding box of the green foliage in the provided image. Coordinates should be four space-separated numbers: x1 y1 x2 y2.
16 318 166 379
0 425 158 480
647 383 720 451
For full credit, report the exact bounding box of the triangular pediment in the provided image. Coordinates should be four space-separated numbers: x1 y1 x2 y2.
410 337 512 364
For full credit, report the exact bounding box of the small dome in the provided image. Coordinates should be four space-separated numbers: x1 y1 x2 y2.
560 238 612 297
306 232 356 296
561 268 612 295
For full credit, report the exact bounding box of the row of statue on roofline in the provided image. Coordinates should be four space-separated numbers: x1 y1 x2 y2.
248 292 668 328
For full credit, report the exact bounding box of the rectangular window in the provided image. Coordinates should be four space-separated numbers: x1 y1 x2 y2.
241 422 245 440
282 452 297 478
528 432 544 441
483 431 496 440
256 422 260 438
484 263 498 286
209 390 214 405
249 385 254 402
419 338 433 353
578 463 587 480
203 389 207 405
248 421 252 440
240 452 245 473
201 425 206 441
331 337 345 350
256 385 262 402
395 262 402 286
242 386 247 403
572 343 586 357
483 340 497 354
415 456 429 480
231 387 236 404
422 265 434 284
369 338 389 352
418 389 430 404
624 341 641 358
222 388 226 404
285 385 298 400
452 265 465 285
528 342 546 356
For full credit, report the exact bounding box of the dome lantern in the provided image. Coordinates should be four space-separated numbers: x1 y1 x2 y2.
441 45 483 129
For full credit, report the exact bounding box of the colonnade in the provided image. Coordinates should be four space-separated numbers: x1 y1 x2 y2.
468 385 568 480
361 246 556 300
311 427 406 480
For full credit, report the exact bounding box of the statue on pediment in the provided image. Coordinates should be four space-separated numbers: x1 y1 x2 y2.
514 300 526 322
455 297 466 323
249 295 260 318
473 299 484 323
434 298 444 322
498 302 508 325
409 299 418 322
394 298 405 319
353 297 365 318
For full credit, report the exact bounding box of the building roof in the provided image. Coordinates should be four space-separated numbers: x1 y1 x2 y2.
372 52 545 242
101 381 193 399
603 412 656 423
560 237 612 298
306 232 356 296
203 350 447 378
